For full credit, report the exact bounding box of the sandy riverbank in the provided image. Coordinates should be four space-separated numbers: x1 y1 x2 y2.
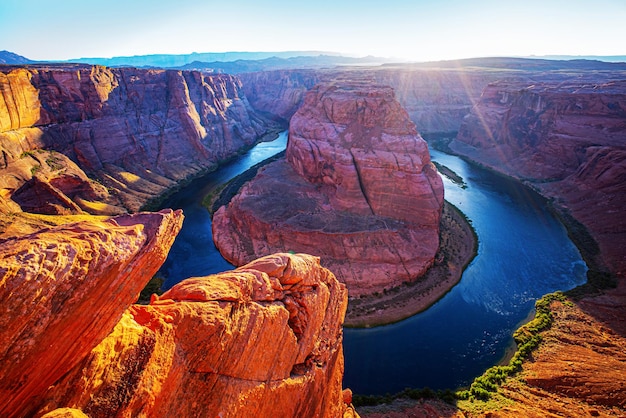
344 201 477 327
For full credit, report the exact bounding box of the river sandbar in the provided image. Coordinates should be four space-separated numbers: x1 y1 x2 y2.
344 201 477 327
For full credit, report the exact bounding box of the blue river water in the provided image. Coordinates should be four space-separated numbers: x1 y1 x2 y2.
343 149 587 394
157 133 587 395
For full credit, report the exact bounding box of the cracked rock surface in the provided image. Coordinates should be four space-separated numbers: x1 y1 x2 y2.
213 82 444 296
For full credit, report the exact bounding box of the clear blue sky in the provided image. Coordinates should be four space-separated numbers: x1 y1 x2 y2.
2 0 625 61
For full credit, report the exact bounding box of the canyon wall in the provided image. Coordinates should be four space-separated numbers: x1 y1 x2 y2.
0 65 277 213
239 66 518 134
213 82 444 296
452 80 626 275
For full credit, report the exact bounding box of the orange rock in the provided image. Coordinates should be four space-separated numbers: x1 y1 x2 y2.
0 209 183 417
213 82 444 296
35 253 352 418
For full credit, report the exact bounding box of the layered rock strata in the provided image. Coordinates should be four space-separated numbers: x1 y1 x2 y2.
0 209 184 416
452 80 626 275
0 207 353 417
0 65 275 213
213 82 444 296
34 253 351 418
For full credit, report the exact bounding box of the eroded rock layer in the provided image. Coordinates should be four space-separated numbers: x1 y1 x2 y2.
0 209 184 416
451 80 626 275
213 82 444 296
0 65 276 213
35 253 351 418
0 207 353 417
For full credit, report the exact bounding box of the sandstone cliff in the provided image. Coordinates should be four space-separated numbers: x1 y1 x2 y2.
0 209 184 416
452 80 626 276
238 65 520 134
213 82 444 296
0 65 277 213
34 253 351 418
0 208 354 417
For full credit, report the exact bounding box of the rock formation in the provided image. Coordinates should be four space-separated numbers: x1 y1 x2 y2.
213 82 444 296
0 209 184 416
0 208 354 417
239 67 493 133
0 65 277 213
32 253 351 418
239 69 323 121
452 80 626 275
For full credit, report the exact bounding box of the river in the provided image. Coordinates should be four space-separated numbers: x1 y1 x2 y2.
157 133 587 395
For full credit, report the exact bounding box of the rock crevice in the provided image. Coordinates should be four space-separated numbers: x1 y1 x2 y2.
213 82 444 296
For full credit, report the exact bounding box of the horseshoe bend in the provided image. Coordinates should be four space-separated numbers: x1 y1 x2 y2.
0 56 625 417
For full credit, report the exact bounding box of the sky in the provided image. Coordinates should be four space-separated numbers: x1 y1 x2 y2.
2 0 625 62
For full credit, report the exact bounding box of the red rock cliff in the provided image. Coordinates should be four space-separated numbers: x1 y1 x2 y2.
0 65 276 213
452 80 626 275
0 209 184 416
239 66 514 134
213 82 444 296
0 210 354 417
35 253 351 418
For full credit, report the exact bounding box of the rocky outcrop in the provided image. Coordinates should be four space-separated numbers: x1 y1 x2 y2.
0 209 184 416
213 82 444 296
239 69 322 121
452 80 626 275
35 253 351 418
0 208 354 417
0 65 276 213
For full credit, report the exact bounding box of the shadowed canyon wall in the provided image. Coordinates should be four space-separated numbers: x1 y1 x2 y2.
452 80 626 276
239 66 517 134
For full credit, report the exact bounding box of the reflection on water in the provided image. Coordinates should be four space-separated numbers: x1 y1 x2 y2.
342 149 586 394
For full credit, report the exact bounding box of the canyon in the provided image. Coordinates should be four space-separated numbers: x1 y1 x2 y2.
0 57 625 416
0 64 279 214
212 82 444 296
452 80 626 276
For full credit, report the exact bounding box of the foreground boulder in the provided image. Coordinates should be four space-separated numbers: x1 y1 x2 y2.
0 210 353 417
34 253 351 418
213 82 444 296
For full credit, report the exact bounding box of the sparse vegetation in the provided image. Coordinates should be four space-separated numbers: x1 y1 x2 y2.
30 164 42 176
457 292 569 401
138 276 165 304
350 292 570 408
432 161 467 189
45 152 65 171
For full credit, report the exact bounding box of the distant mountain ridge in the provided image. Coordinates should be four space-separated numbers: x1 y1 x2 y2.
55 51 355 68
178 54 390 73
0 50 33 65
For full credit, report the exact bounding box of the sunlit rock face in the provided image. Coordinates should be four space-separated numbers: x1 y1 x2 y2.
213 82 444 296
452 80 626 275
0 65 275 213
0 208 353 417
0 209 184 417
31 253 350 418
